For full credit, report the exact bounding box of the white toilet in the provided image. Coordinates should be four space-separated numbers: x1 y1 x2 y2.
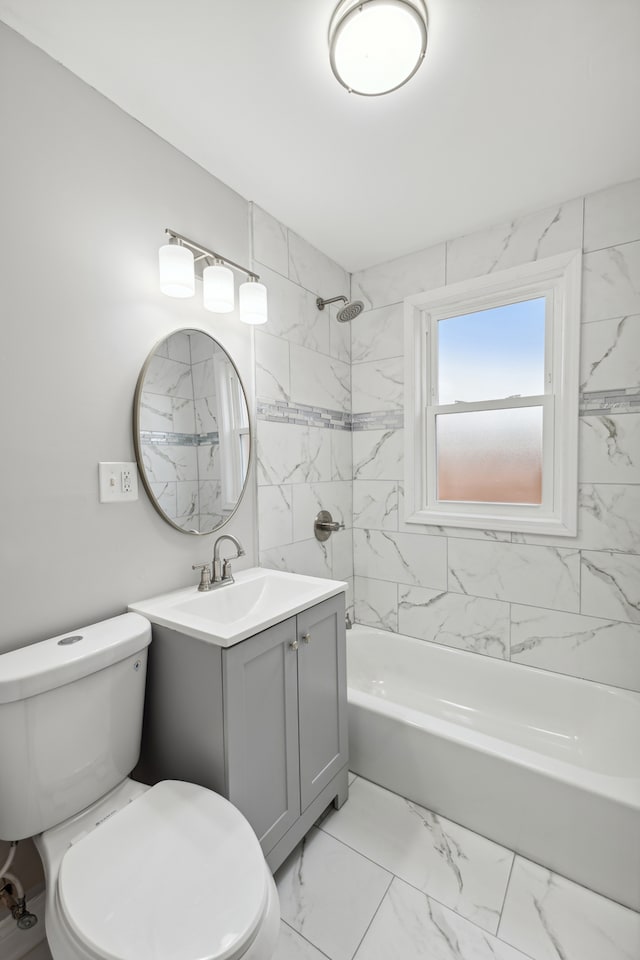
0 613 280 960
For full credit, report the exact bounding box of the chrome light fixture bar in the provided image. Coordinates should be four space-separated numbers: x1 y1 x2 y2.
159 228 268 325
329 0 428 97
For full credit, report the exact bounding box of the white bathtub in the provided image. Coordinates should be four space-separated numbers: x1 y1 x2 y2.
347 625 640 911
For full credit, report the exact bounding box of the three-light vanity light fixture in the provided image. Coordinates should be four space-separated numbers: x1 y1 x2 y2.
158 229 268 325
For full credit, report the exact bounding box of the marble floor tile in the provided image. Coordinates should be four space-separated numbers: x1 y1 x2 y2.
321 777 513 934
275 826 392 960
354 877 530 960
498 857 640 960
273 922 329 960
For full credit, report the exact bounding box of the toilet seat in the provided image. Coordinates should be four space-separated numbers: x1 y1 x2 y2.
56 780 269 960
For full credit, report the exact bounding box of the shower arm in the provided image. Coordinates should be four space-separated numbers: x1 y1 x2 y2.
316 296 348 310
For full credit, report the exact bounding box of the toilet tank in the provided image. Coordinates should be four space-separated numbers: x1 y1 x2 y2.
0 613 151 841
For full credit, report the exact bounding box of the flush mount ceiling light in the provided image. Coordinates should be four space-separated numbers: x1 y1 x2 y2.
159 229 268 324
329 0 428 96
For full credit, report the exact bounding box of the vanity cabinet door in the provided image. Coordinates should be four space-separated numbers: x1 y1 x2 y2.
223 617 301 855
297 595 348 812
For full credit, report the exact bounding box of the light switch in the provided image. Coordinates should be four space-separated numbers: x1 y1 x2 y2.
98 462 139 503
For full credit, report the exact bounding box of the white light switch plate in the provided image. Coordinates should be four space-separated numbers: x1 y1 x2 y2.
98 462 139 502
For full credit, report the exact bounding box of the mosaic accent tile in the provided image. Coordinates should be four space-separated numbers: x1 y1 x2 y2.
139 430 219 446
351 411 405 431
257 400 351 431
579 387 640 415
258 392 640 436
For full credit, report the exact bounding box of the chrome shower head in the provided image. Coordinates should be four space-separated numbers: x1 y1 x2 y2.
316 295 365 322
336 300 364 322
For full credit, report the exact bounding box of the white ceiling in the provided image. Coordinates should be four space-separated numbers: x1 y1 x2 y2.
2 0 640 272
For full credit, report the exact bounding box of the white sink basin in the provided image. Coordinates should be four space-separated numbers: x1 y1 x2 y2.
128 567 347 646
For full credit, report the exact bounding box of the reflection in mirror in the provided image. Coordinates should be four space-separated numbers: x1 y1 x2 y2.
134 329 250 535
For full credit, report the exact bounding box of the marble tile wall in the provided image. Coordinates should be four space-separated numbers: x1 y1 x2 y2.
252 205 354 608
350 178 640 692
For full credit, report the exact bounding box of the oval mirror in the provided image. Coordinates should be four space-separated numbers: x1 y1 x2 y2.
134 328 251 534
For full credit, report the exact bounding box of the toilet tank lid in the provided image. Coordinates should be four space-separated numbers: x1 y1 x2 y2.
0 613 151 704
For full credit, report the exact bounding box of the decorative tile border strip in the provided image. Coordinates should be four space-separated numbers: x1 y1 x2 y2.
257 389 640 432
351 411 404 432
140 430 219 446
257 399 406 432
580 388 640 416
257 399 351 431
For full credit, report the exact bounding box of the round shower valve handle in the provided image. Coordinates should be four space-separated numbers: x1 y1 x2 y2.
314 509 345 542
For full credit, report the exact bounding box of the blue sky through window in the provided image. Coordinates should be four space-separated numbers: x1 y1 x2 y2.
437 297 546 404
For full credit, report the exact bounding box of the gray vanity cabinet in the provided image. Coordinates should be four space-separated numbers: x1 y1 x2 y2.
297 598 348 810
223 616 301 855
139 592 348 872
224 594 348 864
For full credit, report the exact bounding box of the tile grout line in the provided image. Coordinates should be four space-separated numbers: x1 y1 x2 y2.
316 818 516 944
495 850 518 939
280 919 335 960
348 873 394 960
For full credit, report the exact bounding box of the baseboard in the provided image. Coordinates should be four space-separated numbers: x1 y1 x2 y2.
0 891 46 960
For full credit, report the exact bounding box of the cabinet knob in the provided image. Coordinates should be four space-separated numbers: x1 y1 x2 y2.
302 633 312 644
290 639 300 651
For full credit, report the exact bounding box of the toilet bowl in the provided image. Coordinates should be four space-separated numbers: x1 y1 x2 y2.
37 778 280 960
0 613 280 960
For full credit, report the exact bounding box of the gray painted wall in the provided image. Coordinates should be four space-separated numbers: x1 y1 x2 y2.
0 22 258 653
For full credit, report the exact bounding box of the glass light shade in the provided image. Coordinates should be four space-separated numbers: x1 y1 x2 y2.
203 262 235 313
239 279 268 325
159 243 195 298
329 0 427 96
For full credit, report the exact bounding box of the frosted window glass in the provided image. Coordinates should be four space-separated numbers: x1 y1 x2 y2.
438 298 546 404
437 406 543 504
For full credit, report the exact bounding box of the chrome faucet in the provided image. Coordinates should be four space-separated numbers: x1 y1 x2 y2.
192 534 245 591
212 534 245 586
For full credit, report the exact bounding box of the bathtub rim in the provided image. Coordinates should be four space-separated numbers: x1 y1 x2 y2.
347 624 640 809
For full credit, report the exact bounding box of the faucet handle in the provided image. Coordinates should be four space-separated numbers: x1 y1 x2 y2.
221 559 235 584
192 562 212 592
314 510 345 542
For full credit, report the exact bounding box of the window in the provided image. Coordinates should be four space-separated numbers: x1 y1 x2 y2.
404 250 582 536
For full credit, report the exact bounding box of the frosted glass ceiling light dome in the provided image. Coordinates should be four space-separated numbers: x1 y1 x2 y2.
158 238 195 298
203 259 234 313
329 0 428 96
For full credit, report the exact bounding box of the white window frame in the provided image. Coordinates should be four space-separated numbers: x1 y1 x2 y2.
404 249 582 536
